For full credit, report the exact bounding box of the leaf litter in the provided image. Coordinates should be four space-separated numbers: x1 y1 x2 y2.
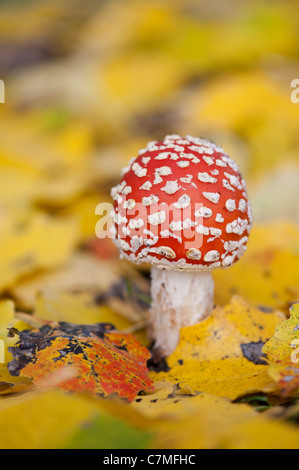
0 0 299 449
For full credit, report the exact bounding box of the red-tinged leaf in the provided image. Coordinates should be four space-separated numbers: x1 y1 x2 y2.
87 237 118 260
7 322 154 402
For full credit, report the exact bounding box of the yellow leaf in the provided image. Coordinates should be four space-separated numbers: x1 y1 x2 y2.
263 303 299 396
214 222 299 311
60 193 108 242
0 109 94 207
248 164 299 226
182 71 299 177
0 300 30 355
152 394 299 449
0 209 78 293
11 252 127 310
105 384 299 449
34 290 133 332
151 297 284 400
100 53 184 113
0 300 33 395
0 390 99 449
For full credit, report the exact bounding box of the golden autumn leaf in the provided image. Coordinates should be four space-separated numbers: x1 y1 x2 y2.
30 287 148 344
100 53 185 114
0 108 95 208
8 321 154 402
263 304 299 397
0 300 33 395
0 365 33 397
0 208 78 293
98 383 299 449
0 387 153 449
10 253 149 344
0 390 99 449
61 193 111 243
33 290 133 331
11 252 125 310
151 395 299 449
248 164 299 227
0 0 299 451
182 70 299 178
214 222 299 312
164 2 298 73
150 297 285 400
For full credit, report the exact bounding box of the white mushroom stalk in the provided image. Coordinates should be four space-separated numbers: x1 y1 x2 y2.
149 266 214 356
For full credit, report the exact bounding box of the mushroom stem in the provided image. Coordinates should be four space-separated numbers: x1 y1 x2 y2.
149 266 214 356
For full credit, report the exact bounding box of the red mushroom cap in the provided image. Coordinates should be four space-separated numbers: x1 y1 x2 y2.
110 135 252 271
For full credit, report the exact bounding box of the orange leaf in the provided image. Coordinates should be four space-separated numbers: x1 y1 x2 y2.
8 322 154 402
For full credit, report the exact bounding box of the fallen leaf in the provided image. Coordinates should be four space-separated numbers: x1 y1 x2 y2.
248 164 299 226
263 303 299 396
0 208 78 294
8 321 154 401
61 193 111 243
150 297 285 400
11 252 127 310
214 222 299 312
34 290 134 331
0 388 150 449
64 411 153 449
0 300 33 395
182 69 299 178
103 384 299 449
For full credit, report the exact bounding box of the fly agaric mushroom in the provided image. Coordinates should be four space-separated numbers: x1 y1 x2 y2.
110 135 252 356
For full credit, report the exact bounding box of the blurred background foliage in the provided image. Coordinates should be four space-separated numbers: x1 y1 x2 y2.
0 0 298 301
